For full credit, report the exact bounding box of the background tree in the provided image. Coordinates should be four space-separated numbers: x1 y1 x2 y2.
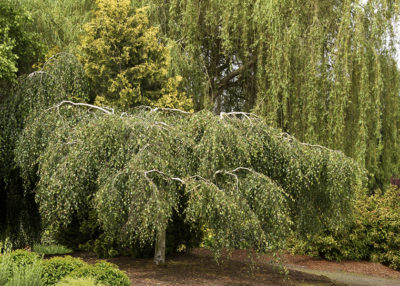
134 0 400 189
79 0 193 111
16 0 94 53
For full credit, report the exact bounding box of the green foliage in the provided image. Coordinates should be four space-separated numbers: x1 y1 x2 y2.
41 256 85 286
67 261 129 286
0 0 45 86
290 186 400 270
6 249 40 268
56 277 102 286
0 250 128 286
0 253 13 284
32 244 72 256
79 0 192 110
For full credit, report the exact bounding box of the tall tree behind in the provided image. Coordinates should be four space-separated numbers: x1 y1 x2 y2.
17 0 94 52
135 0 400 189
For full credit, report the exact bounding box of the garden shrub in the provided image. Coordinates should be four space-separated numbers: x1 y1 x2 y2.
79 0 192 110
6 249 40 268
291 186 400 269
0 250 130 285
67 261 129 286
41 256 85 286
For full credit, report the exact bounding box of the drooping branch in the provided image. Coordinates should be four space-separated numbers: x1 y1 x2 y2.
144 169 185 184
135 105 192 115
217 57 256 90
219 111 260 120
280 132 344 154
214 167 291 198
48 101 114 115
42 52 76 70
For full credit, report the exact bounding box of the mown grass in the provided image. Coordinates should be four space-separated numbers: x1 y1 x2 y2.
33 244 73 255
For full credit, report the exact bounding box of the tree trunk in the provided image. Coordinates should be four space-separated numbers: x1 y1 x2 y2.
153 226 166 265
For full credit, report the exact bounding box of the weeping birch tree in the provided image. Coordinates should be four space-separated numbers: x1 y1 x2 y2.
134 0 400 189
0 47 362 265
15 101 361 264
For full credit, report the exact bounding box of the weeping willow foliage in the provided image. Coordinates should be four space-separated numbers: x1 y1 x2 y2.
133 0 400 189
14 99 361 257
16 0 94 52
0 53 88 246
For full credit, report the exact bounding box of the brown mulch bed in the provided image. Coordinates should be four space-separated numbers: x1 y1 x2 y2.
72 249 347 285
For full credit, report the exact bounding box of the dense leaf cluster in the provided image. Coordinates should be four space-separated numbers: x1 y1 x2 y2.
0 54 88 247
0 250 129 286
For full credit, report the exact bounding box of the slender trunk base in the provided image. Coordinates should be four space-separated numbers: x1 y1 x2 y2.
154 227 166 265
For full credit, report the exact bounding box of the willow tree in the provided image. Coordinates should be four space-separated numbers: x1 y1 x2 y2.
15 97 361 264
133 0 400 189
16 0 94 52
